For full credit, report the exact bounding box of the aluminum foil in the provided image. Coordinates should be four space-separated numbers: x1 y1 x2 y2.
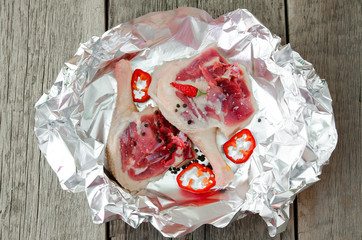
34 7 337 237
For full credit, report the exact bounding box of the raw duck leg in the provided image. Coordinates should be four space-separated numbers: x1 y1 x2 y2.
106 60 195 192
149 47 257 187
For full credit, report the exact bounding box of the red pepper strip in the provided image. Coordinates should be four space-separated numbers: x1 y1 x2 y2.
131 69 152 102
171 82 207 98
223 129 256 164
176 162 216 193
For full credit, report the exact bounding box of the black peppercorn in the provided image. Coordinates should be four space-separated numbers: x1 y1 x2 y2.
206 164 213 170
169 147 176 154
176 104 180 108
187 120 192 124
183 104 187 108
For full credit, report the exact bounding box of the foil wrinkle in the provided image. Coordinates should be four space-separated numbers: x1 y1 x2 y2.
34 7 337 237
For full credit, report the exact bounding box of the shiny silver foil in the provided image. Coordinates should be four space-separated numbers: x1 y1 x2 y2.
34 8 337 237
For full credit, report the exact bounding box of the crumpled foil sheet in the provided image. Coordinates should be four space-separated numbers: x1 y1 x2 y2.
34 7 337 237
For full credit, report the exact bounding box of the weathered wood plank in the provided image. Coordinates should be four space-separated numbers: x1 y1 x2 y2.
108 1 203 239
287 0 361 239
194 1 292 239
108 1 293 240
0 1 106 239
109 220 205 240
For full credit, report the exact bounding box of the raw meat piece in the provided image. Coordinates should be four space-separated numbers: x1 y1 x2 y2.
149 47 257 187
106 60 195 192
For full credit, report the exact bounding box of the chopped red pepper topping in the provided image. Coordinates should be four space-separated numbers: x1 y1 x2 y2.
171 82 207 98
131 69 152 102
223 129 256 164
176 162 216 193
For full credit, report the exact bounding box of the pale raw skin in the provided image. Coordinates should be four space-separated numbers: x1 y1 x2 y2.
106 60 186 192
149 48 257 187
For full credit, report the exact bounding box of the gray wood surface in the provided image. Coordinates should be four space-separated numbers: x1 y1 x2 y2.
0 0 106 239
1 0 360 239
287 0 362 239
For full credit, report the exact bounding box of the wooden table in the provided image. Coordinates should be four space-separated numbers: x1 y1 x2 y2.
1 0 360 239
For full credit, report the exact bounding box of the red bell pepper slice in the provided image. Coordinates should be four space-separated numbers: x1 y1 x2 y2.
176 162 216 193
171 82 207 98
131 69 152 102
223 129 256 164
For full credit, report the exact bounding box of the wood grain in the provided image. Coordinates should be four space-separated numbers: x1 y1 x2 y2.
108 1 293 240
287 0 361 239
3 0 359 239
197 2 291 239
0 1 105 239
108 3 193 239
